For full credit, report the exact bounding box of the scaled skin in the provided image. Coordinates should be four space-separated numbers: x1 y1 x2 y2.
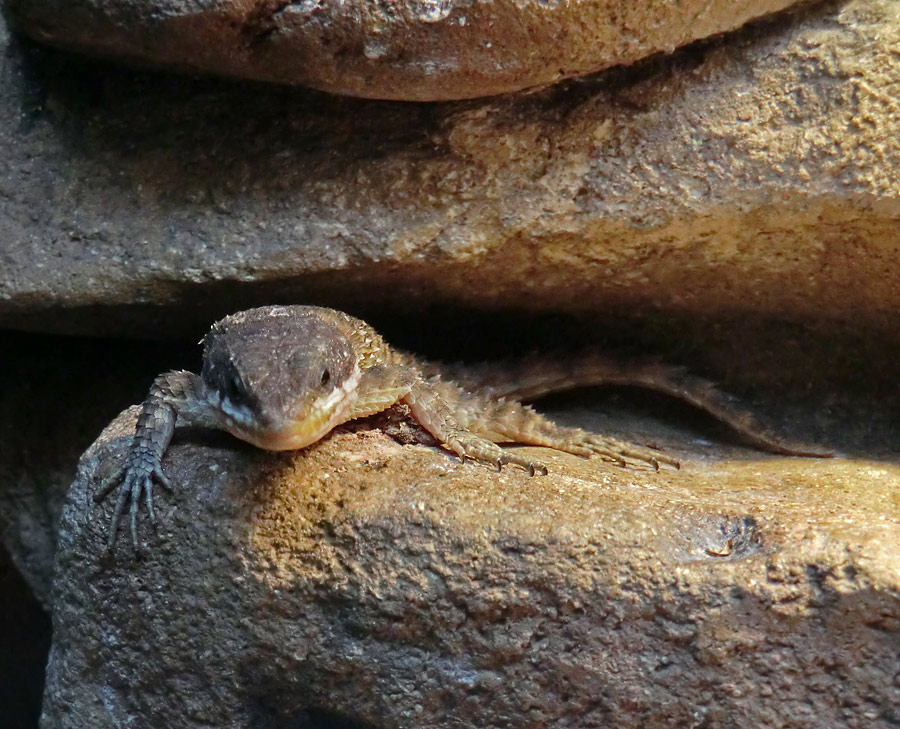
96 305 828 550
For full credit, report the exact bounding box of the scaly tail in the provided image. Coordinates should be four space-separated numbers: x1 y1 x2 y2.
428 354 832 458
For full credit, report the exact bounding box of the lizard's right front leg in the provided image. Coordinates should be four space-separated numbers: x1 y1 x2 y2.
95 370 207 552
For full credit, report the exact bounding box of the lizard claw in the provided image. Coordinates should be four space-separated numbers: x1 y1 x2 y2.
97 456 172 553
445 431 549 477
129 472 142 552
154 466 174 493
574 433 680 471
94 463 126 503
144 476 157 525
527 461 549 476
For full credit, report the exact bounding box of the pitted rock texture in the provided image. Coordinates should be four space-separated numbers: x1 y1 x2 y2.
43 406 900 728
4 0 807 101
0 0 898 340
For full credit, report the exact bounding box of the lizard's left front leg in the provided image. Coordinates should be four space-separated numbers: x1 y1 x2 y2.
95 370 209 551
403 377 550 475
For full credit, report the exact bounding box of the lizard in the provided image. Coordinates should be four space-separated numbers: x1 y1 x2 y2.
95 304 829 551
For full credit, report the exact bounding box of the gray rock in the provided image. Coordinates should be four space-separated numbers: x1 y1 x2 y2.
42 406 900 728
3 0 805 101
0 0 898 340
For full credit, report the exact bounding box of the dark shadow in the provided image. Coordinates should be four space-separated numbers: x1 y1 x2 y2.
0 546 51 729
250 701 380 729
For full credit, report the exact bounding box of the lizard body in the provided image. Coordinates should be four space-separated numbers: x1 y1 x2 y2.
97 305 828 550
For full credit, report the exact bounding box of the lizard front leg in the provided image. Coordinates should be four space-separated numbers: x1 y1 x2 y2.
419 375 676 470
457 394 679 470
95 370 209 551
403 377 550 475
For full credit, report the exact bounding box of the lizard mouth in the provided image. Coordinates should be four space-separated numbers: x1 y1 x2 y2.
223 383 360 452
235 409 341 451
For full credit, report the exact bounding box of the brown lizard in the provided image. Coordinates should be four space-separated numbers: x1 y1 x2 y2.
96 305 829 550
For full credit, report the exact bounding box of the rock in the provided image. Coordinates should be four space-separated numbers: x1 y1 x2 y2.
43 405 900 728
0 0 898 342
3 310 897 611
4 309 898 612
4 0 805 101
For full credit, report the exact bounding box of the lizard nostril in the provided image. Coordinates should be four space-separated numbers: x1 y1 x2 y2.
320 369 331 387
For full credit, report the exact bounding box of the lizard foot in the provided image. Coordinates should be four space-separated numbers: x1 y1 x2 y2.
552 432 680 471
443 431 549 476
94 455 173 553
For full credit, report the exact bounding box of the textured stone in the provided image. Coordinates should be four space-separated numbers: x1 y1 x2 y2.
0 0 898 341
43 405 900 728
4 0 806 101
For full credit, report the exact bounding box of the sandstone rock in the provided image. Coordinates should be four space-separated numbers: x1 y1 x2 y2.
0 0 898 343
4 0 806 101
43 405 900 728
3 0 897 723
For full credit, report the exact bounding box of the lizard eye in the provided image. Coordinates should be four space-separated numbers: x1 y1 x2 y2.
223 373 245 403
320 369 331 387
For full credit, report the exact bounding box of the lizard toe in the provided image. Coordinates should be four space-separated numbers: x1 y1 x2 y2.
154 466 174 493
129 473 145 552
94 462 126 503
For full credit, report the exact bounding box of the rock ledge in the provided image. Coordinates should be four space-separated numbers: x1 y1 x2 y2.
43 408 900 728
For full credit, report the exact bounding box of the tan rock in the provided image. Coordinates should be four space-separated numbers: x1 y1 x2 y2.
5 0 807 101
3 315 897 613
0 1 898 347
43 405 900 727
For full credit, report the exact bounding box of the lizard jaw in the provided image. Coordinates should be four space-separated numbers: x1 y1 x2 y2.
221 368 363 452
231 412 343 451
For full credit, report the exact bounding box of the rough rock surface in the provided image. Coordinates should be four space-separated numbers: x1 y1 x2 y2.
43 405 900 728
0 0 898 340
4 0 807 101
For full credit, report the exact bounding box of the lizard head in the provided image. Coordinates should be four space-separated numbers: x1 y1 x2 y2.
201 306 361 451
